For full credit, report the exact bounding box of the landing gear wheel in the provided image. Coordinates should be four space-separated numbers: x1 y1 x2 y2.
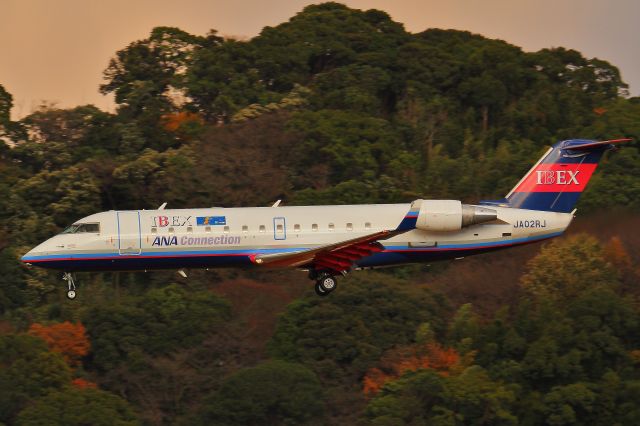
316 273 337 294
63 272 77 301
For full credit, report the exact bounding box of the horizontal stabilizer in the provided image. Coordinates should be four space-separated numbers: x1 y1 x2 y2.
561 138 633 151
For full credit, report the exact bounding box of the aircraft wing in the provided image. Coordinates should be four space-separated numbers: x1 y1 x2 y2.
252 230 394 272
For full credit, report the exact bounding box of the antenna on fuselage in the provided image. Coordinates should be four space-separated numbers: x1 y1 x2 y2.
271 200 282 207
158 202 167 210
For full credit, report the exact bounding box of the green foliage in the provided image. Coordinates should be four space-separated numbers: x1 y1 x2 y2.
111 146 197 208
0 335 71 423
0 84 12 126
365 366 517 425
269 273 449 381
287 110 410 184
187 40 275 122
520 234 617 301
84 284 230 372
581 146 640 212
196 360 324 425
15 387 138 426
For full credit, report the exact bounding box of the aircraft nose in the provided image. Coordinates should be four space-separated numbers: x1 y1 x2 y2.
21 248 35 264
21 241 49 264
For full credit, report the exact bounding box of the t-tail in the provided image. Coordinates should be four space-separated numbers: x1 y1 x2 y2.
481 138 633 213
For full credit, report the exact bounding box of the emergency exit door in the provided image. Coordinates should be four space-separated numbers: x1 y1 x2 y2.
117 211 142 255
273 217 286 240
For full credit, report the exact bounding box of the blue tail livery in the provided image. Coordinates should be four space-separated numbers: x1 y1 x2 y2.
483 138 633 213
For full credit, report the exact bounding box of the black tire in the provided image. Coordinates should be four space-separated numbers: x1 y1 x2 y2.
314 282 329 296
317 274 337 293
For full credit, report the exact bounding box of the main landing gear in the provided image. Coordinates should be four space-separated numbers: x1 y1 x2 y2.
311 271 338 297
63 272 77 300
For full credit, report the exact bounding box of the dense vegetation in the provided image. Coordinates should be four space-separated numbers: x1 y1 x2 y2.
0 3 639 424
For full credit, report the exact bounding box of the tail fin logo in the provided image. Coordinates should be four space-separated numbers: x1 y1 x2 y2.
514 163 597 193
536 170 580 185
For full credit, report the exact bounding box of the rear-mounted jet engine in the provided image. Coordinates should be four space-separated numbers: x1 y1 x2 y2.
413 200 497 231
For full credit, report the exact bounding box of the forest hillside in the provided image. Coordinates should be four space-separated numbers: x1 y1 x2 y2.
1 3 639 425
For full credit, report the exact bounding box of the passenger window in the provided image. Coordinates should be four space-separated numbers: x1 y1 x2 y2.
151 227 157 234
187 226 193 233
312 224 318 232
223 226 230 234
294 224 300 232
205 226 211 233
346 223 353 231
365 222 371 230
168 227 175 234
242 225 248 233
328 223 335 231
276 224 283 232
259 225 266 233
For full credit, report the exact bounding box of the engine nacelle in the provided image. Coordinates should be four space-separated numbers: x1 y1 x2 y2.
414 200 497 232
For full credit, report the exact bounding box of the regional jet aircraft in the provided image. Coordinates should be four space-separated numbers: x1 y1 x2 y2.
22 139 632 299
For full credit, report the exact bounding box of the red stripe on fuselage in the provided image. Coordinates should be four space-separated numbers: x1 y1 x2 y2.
513 163 597 193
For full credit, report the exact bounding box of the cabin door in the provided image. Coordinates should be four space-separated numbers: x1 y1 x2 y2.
273 217 286 240
117 211 142 255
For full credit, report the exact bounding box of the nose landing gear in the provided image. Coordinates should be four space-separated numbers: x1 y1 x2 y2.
63 273 77 300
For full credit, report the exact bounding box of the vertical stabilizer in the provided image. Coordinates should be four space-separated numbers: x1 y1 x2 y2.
483 139 632 213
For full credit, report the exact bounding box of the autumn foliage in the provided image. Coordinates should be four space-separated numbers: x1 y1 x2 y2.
161 111 203 132
71 378 98 389
363 342 460 395
603 236 633 271
28 321 90 366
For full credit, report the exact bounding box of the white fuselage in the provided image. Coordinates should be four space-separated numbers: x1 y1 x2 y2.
22 203 573 272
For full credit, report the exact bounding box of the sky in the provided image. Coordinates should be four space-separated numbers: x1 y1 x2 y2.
1 0 638 119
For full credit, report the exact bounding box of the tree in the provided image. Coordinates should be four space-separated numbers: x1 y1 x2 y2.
365 366 517 425
542 383 596 425
269 273 449 382
15 387 138 426
520 234 617 301
28 321 90 366
15 166 102 227
101 27 205 112
0 335 71 424
363 341 461 395
0 84 12 128
196 360 324 425
286 110 408 184
186 40 273 123
100 27 204 149
84 284 230 371
110 147 197 209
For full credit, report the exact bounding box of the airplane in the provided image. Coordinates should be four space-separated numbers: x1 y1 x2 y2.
21 138 632 300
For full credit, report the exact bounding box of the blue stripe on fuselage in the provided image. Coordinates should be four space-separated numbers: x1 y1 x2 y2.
22 232 562 272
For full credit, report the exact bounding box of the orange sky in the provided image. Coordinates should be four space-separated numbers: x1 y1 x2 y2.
1 0 638 119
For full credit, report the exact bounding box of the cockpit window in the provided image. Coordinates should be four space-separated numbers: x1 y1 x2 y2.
61 223 100 234
61 224 80 234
